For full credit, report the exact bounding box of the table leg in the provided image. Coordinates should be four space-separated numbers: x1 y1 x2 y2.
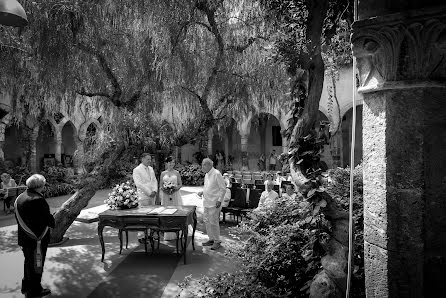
176 231 179 256
125 230 129 249
118 229 123 255
192 210 197 251
98 222 105 262
183 227 188 265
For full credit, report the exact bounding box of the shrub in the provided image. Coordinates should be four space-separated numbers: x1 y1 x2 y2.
176 164 204 186
39 166 76 197
179 164 364 297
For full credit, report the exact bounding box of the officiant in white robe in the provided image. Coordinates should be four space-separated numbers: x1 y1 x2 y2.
133 153 158 206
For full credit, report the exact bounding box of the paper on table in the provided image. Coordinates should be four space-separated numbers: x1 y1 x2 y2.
148 207 165 214
160 208 177 215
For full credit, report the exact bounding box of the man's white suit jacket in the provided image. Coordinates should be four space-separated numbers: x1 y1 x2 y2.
132 163 158 200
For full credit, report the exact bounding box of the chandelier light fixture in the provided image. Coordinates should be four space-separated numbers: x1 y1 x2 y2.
0 0 28 27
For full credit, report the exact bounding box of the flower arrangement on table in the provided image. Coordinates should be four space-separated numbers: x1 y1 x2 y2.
105 181 139 210
162 181 176 195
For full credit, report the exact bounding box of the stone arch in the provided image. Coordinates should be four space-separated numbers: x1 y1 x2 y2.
36 119 58 171
243 112 282 170
246 111 284 134
341 105 363 167
3 124 26 168
78 119 101 141
340 99 364 119
83 122 99 153
61 120 77 167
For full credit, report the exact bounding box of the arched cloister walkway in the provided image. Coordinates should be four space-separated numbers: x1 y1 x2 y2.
36 120 57 171
61 121 77 167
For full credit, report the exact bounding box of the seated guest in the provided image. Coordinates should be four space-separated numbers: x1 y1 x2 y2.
282 184 297 200
222 173 232 207
1 172 17 214
263 172 274 185
257 180 279 210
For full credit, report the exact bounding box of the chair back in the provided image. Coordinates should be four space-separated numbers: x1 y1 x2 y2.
256 184 265 191
248 189 262 208
231 188 247 208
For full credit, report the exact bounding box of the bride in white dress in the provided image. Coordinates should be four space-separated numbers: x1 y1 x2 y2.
160 156 183 241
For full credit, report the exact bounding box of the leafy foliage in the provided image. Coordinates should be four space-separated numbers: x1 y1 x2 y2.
326 164 365 298
175 164 205 186
39 166 76 197
179 164 364 297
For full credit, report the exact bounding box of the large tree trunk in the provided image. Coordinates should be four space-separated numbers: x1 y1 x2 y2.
49 144 126 244
286 0 350 297
50 184 100 243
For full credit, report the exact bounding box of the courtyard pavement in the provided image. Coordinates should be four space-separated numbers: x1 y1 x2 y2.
0 186 241 298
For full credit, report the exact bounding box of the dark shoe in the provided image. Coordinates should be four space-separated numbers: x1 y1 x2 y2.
201 240 214 246
210 242 222 250
26 288 51 297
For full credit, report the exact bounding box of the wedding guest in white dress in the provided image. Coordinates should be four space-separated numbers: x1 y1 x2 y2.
160 156 183 241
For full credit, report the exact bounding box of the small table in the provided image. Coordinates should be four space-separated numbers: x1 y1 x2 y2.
98 205 197 264
1 185 27 212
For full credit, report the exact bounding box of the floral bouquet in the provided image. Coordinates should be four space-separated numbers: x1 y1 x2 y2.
105 181 139 210
162 181 176 195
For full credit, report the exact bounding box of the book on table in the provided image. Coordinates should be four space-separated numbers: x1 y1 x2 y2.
147 207 177 215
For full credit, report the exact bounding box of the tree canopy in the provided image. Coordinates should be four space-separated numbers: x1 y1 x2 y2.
0 0 290 144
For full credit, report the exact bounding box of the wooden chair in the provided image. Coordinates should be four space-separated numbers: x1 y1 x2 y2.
222 187 247 223
149 219 186 256
120 217 160 254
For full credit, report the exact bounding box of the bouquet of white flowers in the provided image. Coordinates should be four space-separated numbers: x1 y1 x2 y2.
105 181 139 210
162 181 176 195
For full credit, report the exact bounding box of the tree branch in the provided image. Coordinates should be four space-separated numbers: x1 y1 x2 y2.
226 36 266 53
76 42 123 107
180 85 202 100
76 88 110 99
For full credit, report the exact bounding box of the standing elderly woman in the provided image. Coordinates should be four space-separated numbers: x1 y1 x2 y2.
14 174 54 298
1 172 17 214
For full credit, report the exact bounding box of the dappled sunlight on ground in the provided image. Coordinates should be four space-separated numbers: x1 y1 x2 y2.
0 187 246 298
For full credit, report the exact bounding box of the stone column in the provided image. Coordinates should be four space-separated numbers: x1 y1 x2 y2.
29 127 39 173
74 139 83 174
240 133 249 152
0 122 5 160
281 136 288 154
224 136 229 165
55 132 62 164
240 133 249 170
352 6 446 297
207 129 213 156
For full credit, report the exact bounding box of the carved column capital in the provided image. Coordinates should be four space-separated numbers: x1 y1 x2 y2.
352 9 446 93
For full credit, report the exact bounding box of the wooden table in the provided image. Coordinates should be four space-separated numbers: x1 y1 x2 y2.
98 205 197 264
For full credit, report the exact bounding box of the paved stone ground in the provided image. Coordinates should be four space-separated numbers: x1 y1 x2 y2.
0 187 241 298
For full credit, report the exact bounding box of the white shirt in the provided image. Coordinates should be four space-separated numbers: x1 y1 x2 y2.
132 163 158 198
282 193 297 200
258 189 278 209
269 154 277 165
203 168 226 208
